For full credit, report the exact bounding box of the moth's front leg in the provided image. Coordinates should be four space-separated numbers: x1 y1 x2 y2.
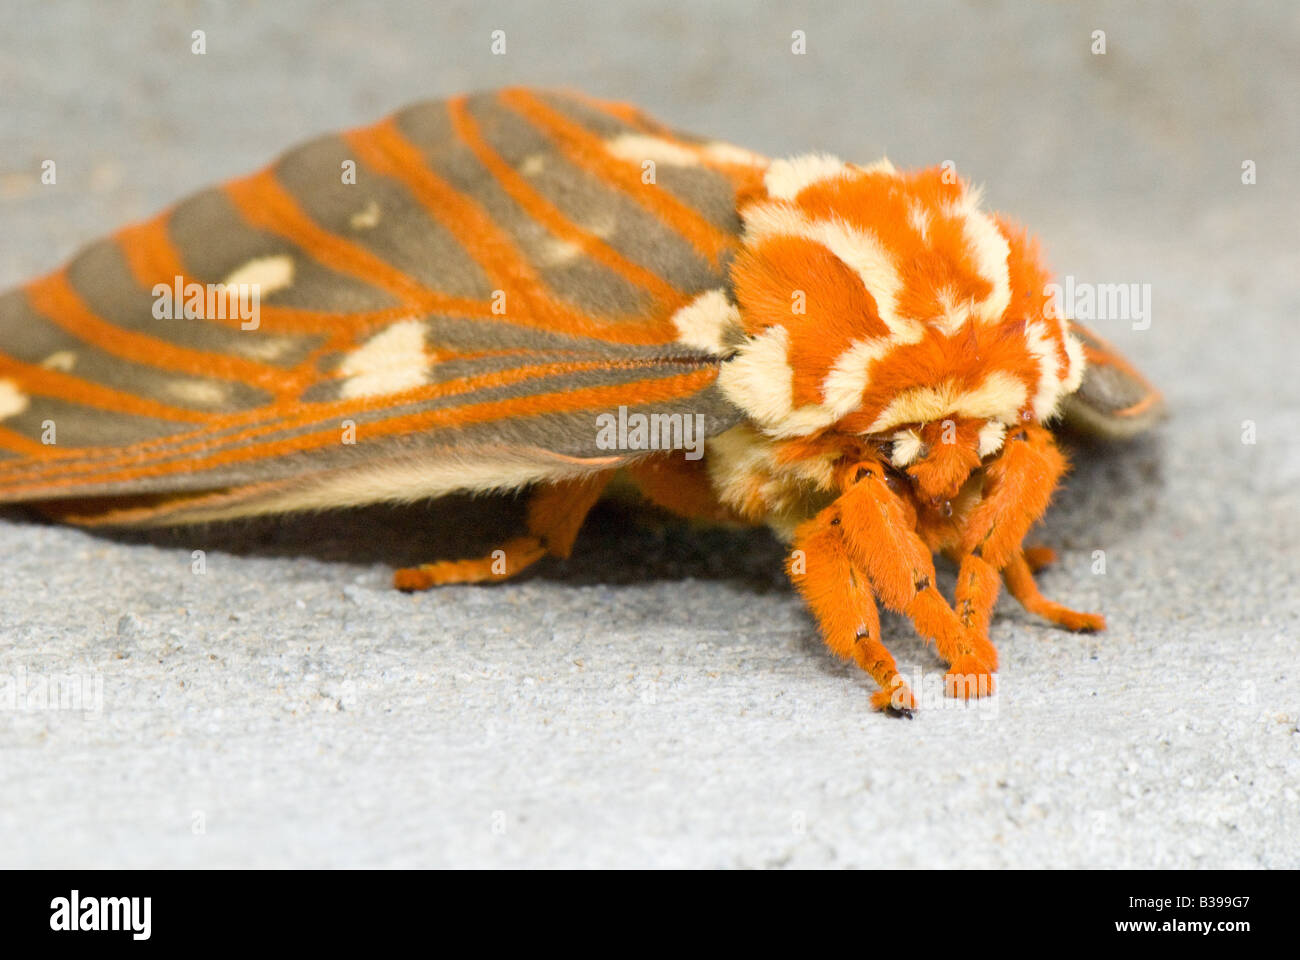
788 506 916 715
956 425 1103 633
834 462 996 699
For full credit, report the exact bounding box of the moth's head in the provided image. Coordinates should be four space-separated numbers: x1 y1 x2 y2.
718 155 1084 496
883 415 1002 505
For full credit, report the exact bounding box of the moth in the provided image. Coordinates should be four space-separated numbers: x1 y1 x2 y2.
0 88 1162 714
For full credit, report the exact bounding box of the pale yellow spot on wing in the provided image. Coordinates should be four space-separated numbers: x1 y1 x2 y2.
0 379 30 420
223 254 295 295
168 380 229 407
40 350 77 372
349 201 382 230
520 154 546 176
581 211 617 239
231 336 297 362
539 237 583 265
339 318 430 399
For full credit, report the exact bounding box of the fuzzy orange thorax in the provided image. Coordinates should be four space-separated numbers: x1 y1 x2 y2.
717 156 1086 447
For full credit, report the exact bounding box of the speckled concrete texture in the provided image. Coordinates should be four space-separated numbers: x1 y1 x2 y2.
0 1 1296 867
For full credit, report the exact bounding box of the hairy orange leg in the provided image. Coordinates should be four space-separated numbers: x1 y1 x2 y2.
835 462 996 698
394 472 611 590
788 508 916 715
957 425 1103 632
1023 545 1057 573
1003 552 1105 632
960 424 1065 568
954 551 1001 654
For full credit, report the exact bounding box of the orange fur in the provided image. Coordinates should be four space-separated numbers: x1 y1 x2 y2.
799 168 995 323
0 90 1158 718
378 155 1122 714
1002 551 1105 632
393 535 548 589
832 463 996 690
731 166 1078 438
394 472 611 589
1022 545 1057 572
959 425 1065 569
954 553 1001 650
731 233 891 406
624 454 742 524
789 508 915 714
906 417 984 503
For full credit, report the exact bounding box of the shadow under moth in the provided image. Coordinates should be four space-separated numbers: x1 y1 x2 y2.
0 88 1163 715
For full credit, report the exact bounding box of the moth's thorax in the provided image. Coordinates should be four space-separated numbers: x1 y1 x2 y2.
709 153 1086 451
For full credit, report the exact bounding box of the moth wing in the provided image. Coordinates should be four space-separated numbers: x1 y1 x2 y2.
1059 321 1166 438
0 90 762 524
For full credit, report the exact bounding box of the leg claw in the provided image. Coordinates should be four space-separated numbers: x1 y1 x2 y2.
1060 609 1105 632
871 680 917 716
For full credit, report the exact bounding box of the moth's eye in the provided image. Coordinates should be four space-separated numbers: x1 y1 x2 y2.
915 443 931 460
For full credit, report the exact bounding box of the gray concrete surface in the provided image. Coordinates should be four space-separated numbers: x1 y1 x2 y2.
0 0 1296 868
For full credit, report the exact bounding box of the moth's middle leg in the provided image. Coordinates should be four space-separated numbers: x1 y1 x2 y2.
393 472 611 590
955 425 1104 634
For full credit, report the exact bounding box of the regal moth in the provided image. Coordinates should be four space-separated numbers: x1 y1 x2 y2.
0 88 1162 715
